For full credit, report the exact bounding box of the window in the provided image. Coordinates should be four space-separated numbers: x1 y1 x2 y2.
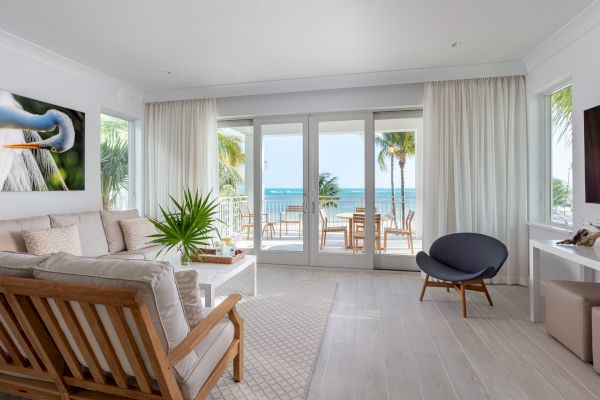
100 114 130 210
549 85 573 225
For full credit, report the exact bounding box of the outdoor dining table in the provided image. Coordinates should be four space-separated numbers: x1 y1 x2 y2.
336 212 382 249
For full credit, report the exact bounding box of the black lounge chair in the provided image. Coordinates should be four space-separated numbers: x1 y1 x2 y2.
416 233 508 317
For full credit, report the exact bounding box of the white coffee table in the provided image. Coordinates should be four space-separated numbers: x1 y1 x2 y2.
168 254 257 307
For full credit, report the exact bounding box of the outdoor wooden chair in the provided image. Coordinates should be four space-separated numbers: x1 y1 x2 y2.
279 205 303 238
355 207 376 213
0 276 243 400
319 209 347 250
351 213 382 254
384 210 415 253
239 208 254 239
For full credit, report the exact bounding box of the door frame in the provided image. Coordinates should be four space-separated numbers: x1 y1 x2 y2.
253 116 309 266
308 112 375 269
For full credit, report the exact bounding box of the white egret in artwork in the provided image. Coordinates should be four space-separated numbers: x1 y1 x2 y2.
0 91 75 191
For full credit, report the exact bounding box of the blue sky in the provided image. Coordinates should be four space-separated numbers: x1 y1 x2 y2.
223 127 417 190
262 132 416 189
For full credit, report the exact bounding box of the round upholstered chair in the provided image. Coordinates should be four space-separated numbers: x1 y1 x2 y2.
416 233 508 317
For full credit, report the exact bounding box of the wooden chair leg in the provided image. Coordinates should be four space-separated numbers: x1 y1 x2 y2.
343 229 347 249
323 231 327 247
409 235 414 254
460 283 467 318
419 274 429 301
481 280 493 306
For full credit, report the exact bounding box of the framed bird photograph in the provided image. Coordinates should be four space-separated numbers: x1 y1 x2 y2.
0 90 85 191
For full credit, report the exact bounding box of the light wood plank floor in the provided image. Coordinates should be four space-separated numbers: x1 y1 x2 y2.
258 265 600 400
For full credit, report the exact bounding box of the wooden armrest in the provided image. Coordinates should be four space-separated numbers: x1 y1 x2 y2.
168 294 242 366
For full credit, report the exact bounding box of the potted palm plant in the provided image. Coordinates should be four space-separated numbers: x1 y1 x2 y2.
147 189 221 263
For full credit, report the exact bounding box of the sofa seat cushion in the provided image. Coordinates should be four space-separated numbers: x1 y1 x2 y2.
50 212 109 257
98 252 145 260
0 251 49 278
179 312 234 400
0 216 51 253
99 245 164 261
100 209 140 254
32 252 199 381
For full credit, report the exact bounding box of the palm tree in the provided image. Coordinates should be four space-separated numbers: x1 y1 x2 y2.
375 131 416 228
551 85 573 146
319 173 341 208
100 118 129 210
218 130 245 197
552 177 570 210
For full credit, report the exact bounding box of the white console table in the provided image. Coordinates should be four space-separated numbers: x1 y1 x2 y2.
529 239 600 322
169 254 257 308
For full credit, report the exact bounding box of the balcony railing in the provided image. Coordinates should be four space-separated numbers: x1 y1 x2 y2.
217 195 417 239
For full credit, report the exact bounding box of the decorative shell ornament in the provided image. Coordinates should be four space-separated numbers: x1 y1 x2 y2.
557 224 600 247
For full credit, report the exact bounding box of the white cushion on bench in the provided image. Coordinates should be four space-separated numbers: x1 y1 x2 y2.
32 252 233 400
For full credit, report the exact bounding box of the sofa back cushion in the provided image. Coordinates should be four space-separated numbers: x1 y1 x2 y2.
32 252 198 380
0 251 49 278
0 216 51 253
100 209 140 254
50 212 109 257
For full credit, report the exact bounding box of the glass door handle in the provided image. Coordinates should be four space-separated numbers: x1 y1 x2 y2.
311 201 316 213
303 193 309 213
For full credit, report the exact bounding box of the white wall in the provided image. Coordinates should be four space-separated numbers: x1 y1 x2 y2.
0 32 145 219
525 2 600 285
216 83 424 118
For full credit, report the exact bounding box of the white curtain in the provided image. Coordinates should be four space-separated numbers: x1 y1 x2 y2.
144 98 218 219
422 76 528 285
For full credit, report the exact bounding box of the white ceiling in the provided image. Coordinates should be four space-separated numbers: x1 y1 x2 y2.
0 0 593 92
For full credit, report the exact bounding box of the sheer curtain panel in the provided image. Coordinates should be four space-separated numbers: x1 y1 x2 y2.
422 76 528 285
144 98 218 219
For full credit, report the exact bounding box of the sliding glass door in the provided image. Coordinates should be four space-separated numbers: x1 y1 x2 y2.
253 116 309 265
221 111 421 270
309 113 374 268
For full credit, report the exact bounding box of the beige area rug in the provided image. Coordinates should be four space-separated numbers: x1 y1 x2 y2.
0 273 337 400
209 274 337 400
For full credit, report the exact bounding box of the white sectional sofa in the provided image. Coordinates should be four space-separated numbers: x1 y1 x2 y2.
0 209 163 259
0 210 245 400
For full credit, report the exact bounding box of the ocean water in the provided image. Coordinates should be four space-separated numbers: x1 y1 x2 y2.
264 187 416 198
263 187 416 217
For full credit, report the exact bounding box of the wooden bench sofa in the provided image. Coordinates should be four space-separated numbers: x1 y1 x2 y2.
0 251 244 400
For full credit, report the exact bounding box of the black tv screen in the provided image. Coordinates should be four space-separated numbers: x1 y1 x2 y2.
585 104 600 203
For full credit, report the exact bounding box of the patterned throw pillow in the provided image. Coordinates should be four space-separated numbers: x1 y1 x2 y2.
119 218 157 251
22 224 82 256
175 269 205 327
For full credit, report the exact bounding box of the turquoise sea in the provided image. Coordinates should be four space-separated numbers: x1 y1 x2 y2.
265 187 416 199
263 188 416 217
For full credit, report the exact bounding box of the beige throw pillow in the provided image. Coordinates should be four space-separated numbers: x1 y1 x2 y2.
175 269 205 327
120 218 157 251
100 209 140 253
22 224 82 256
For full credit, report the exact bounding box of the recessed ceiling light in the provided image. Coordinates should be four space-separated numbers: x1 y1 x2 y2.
451 42 462 48
162 70 172 75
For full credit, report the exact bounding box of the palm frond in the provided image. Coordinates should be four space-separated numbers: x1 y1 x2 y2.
147 188 220 261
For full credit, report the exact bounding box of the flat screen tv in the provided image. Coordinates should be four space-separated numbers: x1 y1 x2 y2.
585 104 600 203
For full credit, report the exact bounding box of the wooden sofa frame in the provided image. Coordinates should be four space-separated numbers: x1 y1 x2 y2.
0 276 243 400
